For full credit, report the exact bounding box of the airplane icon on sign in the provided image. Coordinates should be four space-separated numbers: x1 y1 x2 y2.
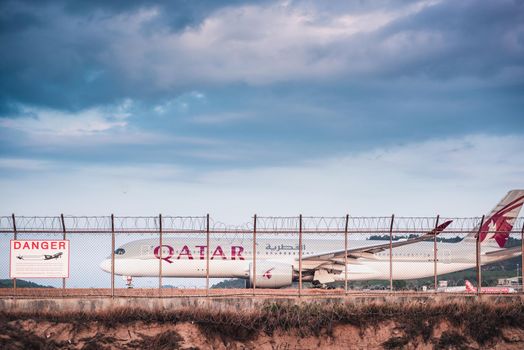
44 252 63 260
16 252 64 260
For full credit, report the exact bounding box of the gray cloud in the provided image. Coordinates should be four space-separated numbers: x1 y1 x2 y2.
371 0 524 79
0 0 266 111
1 0 523 113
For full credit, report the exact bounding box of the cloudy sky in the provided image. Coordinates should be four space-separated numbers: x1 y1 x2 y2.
1 0 523 222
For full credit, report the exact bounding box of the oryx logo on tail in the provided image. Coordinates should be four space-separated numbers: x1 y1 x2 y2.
478 193 524 248
465 280 476 293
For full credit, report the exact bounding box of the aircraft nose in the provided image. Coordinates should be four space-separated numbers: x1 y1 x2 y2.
99 259 112 272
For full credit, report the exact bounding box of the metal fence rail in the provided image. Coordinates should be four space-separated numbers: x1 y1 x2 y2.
1 214 523 298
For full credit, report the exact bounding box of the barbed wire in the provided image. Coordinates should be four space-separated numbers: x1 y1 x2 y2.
0 215 523 235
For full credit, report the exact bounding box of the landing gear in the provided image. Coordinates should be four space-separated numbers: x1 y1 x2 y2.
123 276 133 288
312 280 327 289
312 280 336 289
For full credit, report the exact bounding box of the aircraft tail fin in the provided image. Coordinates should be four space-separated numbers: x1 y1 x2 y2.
465 280 475 293
465 190 524 248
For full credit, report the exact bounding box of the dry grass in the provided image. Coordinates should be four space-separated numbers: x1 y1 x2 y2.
1 299 523 348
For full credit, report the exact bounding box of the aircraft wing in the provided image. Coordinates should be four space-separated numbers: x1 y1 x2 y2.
301 220 452 262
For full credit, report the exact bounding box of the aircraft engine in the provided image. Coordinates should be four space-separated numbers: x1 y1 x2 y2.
247 261 294 288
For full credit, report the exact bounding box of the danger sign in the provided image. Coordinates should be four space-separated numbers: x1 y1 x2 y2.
10 240 70 278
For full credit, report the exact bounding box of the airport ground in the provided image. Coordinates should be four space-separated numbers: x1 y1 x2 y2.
1 258 522 348
1 294 524 349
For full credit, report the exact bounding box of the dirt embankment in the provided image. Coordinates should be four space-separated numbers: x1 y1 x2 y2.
5 319 524 350
1 300 524 349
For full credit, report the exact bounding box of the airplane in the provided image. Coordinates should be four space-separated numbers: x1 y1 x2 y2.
44 252 63 260
464 280 516 294
99 190 524 288
437 280 517 294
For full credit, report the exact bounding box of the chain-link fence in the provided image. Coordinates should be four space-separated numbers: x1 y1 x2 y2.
1 215 523 298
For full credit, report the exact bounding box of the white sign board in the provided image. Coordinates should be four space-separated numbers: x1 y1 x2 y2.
10 240 70 278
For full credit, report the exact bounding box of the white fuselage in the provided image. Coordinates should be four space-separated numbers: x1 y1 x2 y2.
99 236 509 282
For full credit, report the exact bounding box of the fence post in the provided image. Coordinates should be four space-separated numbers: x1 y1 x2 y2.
253 214 257 295
158 214 163 297
60 214 67 295
206 214 210 297
433 215 440 293
299 214 303 297
389 214 395 292
344 214 349 293
12 213 17 299
475 215 485 295
111 214 115 298
517 220 524 292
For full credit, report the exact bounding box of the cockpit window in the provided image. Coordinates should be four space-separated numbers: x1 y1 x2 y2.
115 248 126 255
